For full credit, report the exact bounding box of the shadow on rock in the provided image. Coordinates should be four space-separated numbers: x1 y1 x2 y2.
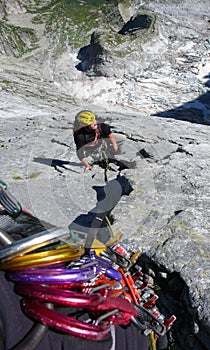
92 157 137 183
33 157 81 174
93 158 137 172
118 14 153 35
155 75 210 125
75 34 104 73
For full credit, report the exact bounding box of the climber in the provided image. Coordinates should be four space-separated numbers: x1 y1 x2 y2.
73 110 126 171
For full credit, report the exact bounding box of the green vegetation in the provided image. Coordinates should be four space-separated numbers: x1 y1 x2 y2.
1 0 155 61
25 0 118 50
13 173 23 180
28 171 42 179
0 21 38 57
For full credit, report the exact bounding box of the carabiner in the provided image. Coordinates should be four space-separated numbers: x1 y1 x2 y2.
103 246 130 268
0 227 72 261
135 304 166 337
16 283 104 309
119 268 141 305
21 299 110 340
0 245 83 270
0 181 22 217
69 250 122 281
7 264 101 284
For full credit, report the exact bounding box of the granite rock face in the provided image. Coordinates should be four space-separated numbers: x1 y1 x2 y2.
0 1 209 349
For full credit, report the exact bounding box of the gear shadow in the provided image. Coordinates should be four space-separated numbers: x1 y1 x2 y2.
92 158 137 172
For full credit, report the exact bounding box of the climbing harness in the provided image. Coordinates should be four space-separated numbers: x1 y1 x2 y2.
0 181 176 349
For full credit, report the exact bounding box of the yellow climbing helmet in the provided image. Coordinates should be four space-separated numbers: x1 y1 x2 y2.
77 110 96 126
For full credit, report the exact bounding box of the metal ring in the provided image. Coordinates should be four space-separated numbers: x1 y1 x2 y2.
16 283 104 308
7 265 101 284
0 227 72 261
21 299 110 340
0 245 84 270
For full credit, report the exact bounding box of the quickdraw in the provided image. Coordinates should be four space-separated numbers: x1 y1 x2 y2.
1 231 176 342
0 181 176 346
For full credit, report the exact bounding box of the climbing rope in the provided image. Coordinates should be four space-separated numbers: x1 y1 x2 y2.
102 149 110 183
104 214 115 238
149 332 157 350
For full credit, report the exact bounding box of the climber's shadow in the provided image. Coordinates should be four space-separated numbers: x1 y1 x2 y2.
68 174 134 243
33 157 81 174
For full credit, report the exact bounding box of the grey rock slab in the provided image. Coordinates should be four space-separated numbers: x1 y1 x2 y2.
0 0 209 348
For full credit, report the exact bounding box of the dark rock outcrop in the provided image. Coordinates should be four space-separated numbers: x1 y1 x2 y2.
76 31 108 74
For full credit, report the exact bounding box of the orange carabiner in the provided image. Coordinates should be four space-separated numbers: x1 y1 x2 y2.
119 268 140 305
